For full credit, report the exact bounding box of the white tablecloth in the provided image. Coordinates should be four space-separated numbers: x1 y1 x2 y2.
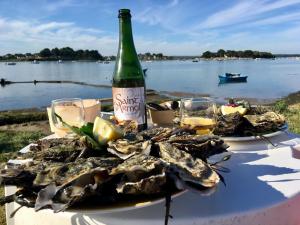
5 132 300 225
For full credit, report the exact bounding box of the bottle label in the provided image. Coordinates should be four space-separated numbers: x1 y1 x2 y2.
112 87 145 125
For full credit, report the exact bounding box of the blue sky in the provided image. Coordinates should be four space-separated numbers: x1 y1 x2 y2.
0 0 300 55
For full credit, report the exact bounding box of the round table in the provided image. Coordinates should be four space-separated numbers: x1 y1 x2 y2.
5 132 300 225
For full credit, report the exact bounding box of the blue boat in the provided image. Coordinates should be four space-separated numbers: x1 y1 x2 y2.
219 73 247 83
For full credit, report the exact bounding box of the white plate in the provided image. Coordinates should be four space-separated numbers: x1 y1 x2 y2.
68 190 186 214
221 124 288 142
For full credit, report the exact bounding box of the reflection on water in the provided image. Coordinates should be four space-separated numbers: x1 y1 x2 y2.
1 58 300 110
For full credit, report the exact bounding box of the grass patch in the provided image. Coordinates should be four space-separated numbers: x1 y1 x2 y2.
0 130 44 154
0 129 46 225
272 100 300 134
0 111 47 126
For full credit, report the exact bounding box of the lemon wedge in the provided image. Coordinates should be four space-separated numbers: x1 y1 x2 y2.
181 117 215 127
93 116 123 145
221 105 247 115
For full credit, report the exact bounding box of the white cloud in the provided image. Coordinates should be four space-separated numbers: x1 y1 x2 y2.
134 0 183 32
247 12 300 26
198 0 300 29
43 0 75 12
0 17 117 55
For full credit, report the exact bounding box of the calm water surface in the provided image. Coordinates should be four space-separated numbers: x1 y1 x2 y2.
1 59 300 110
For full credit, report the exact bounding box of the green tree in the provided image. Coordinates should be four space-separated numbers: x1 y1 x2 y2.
39 48 52 58
75 50 84 59
89 50 103 60
217 49 226 57
51 48 60 57
244 50 254 58
59 47 75 59
226 50 237 57
201 51 213 58
157 53 163 59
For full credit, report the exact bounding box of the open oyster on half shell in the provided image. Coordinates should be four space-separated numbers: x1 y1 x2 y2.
0 126 229 220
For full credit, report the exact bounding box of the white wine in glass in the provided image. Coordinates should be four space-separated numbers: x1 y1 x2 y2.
180 98 216 135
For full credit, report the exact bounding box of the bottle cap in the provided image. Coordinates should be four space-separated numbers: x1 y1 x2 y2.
118 9 131 18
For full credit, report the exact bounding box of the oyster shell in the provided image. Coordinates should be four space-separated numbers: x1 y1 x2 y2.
24 138 86 163
213 112 249 136
116 172 166 195
33 157 122 186
214 110 286 136
158 142 220 188
166 134 228 161
243 111 285 133
110 154 167 195
110 154 165 181
107 139 151 159
34 157 122 212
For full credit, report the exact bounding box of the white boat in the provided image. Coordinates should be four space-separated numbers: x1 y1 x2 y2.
57 60 63 63
32 60 40 64
6 62 16 65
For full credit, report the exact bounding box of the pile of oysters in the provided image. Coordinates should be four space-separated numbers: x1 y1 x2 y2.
214 101 286 137
0 127 228 216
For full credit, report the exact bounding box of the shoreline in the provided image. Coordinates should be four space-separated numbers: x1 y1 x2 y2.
1 88 299 113
0 89 293 113
1 57 300 63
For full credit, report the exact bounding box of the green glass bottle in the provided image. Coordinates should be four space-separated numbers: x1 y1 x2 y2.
112 9 147 130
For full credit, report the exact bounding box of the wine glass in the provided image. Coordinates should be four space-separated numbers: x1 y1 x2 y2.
51 98 85 137
180 97 217 135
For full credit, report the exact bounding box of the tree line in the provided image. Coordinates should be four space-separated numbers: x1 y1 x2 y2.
39 47 104 60
0 47 108 61
201 49 275 59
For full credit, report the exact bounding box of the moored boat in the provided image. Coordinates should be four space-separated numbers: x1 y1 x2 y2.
5 62 16 65
219 73 247 83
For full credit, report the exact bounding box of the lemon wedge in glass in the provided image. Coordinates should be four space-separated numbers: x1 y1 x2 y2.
221 105 247 115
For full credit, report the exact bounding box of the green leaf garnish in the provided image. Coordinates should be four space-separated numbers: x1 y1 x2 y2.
54 113 101 149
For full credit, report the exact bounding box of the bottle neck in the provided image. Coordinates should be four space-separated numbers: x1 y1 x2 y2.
118 17 136 56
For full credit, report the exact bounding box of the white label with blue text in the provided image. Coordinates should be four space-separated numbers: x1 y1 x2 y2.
112 87 145 125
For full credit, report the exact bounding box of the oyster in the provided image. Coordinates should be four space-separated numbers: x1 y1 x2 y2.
24 138 86 162
166 134 228 161
110 154 167 195
243 111 285 133
116 172 166 195
34 157 123 212
158 142 220 188
110 154 164 180
214 110 286 136
213 112 250 136
33 157 122 187
107 139 151 159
